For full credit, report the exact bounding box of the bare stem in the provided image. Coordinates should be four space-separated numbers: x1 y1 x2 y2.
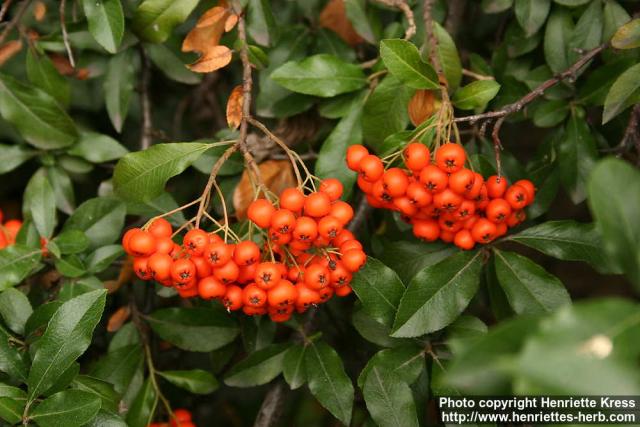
59 0 75 68
139 47 153 150
374 0 416 40
0 0 14 23
462 68 494 81
195 144 239 228
0 0 30 45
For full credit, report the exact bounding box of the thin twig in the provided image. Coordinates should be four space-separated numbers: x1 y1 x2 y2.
462 68 494 81
139 47 153 150
195 144 239 227
373 0 416 40
59 0 75 68
253 381 288 427
0 0 14 23
0 0 30 45
347 195 371 232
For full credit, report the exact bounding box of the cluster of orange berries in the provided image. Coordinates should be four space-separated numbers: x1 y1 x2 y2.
148 408 195 427
122 180 366 323
0 210 23 249
346 142 536 250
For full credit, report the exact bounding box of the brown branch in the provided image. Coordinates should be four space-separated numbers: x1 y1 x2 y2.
347 195 371 233
0 0 30 45
139 47 153 150
423 0 446 86
0 0 14 23
374 0 415 40
253 381 288 427
59 0 75 68
195 144 239 228
444 0 466 39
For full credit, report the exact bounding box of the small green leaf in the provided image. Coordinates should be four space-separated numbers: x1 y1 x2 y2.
71 375 120 413
305 341 354 425
46 167 75 215
380 39 438 90
362 75 412 149
357 345 425 388
91 344 143 394
0 289 32 335
30 389 100 427
247 0 277 47
612 18 640 49
82 0 124 53
351 257 405 327
63 197 126 249
55 255 87 278
378 240 456 284
125 379 157 427
158 370 219 394
85 245 124 273
26 48 70 106
114 142 213 202
0 245 42 290
23 170 56 238
544 8 573 73
145 44 201 85
69 131 128 163
271 54 367 97
554 0 590 6
481 0 513 14
557 114 598 204
352 306 408 348
0 144 36 174
363 368 419 427
147 307 239 352
224 343 290 387
423 23 462 90
452 80 500 110
132 0 199 43
24 301 62 338
0 73 77 149
392 251 483 338
28 290 107 400
515 0 551 36
344 0 376 43
283 344 307 389
603 0 631 41
603 63 640 124
52 230 90 255
0 397 24 424
0 325 29 381
532 99 569 127
567 0 602 64
104 50 135 132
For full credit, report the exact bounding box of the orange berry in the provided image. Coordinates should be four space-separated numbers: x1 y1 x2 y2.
346 144 369 171
319 178 344 201
247 199 275 228
435 143 466 173
148 218 172 238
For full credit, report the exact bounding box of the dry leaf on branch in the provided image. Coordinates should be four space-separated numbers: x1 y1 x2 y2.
107 306 131 332
0 41 23 67
226 85 244 129
319 0 363 47
408 89 440 126
48 53 90 79
233 160 296 219
182 2 239 73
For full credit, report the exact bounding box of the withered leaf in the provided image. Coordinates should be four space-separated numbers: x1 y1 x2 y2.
319 0 364 47
0 40 23 67
107 306 131 332
233 160 296 219
226 85 244 129
408 89 439 126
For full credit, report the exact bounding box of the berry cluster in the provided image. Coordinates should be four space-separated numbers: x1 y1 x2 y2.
122 180 366 323
0 209 22 249
346 143 536 249
148 408 195 427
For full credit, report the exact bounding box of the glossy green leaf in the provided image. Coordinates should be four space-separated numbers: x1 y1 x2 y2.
125 379 156 427
362 75 412 149
24 301 62 338
0 73 77 149
46 167 75 215
378 240 456 284
30 389 100 427
424 23 462 90
553 0 590 5
62 197 125 249
357 345 425 388
224 343 290 387
363 367 419 427
283 343 307 389
82 0 124 53
588 158 640 288
91 344 143 394
147 307 239 352
0 288 32 335
114 142 212 202
557 114 598 204
544 8 573 73
247 0 277 46
351 257 405 327
85 245 124 273
0 397 24 424
145 43 201 85
271 54 367 97
0 325 28 381
603 0 631 41
567 0 602 64
132 0 199 43
0 245 42 290
26 49 70 106
344 0 376 43
85 410 127 427
104 50 135 132
69 131 128 163
52 230 90 255
352 307 407 348
158 370 218 394
28 290 107 400
380 39 438 90
532 99 569 127
305 341 354 425
515 0 550 36
0 144 36 174
71 375 120 413
23 170 56 238
392 251 483 338
603 63 640 124
452 80 500 110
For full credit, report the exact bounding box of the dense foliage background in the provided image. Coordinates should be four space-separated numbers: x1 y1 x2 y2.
0 0 639 426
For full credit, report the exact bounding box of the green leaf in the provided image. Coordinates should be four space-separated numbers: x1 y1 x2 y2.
305 341 354 425
91 344 143 394
104 50 135 132
58 277 103 302
247 0 277 46
114 142 212 202
0 325 29 381
0 245 42 290
344 0 376 44
69 131 129 163
126 379 156 427
544 8 573 73
423 23 462 90
82 0 124 53
147 307 239 352
71 375 120 413
588 158 640 288
578 57 635 106
224 343 290 387
30 389 100 427
26 48 70 106
363 368 419 427
46 167 75 215
557 114 598 204
283 343 307 389
603 0 631 41
452 80 500 110
271 54 367 97
28 290 107 400
446 315 489 355
351 257 405 327
132 0 199 43
493 249 570 315
63 197 126 249
315 102 363 200
603 63 640 124
24 301 62 338
532 99 569 127
515 0 550 36
0 397 24 424
380 39 438 90
481 0 513 13
392 251 483 338
357 345 425 388
52 230 90 255
611 19 640 49
0 73 77 149
145 43 201 85
86 410 127 427
378 240 456 284
362 75 412 149
506 220 610 271
85 245 124 273
554 0 590 6
352 306 408 348
567 0 602 64
0 289 32 335
158 370 218 394
23 170 56 238
0 144 36 174
58 155 93 174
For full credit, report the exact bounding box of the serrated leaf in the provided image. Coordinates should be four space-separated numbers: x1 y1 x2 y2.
82 0 124 53
363 368 419 427
23 169 56 238
380 39 438 90
515 0 550 36
271 54 367 97
224 343 290 387
0 288 32 335
113 142 212 202
452 80 500 110
0 73 77 149
104 50 135 132
392 251 483 338
133 0 199 44
158 369 218 394
602 63 640 124
28 290 107 400
0 245 42 290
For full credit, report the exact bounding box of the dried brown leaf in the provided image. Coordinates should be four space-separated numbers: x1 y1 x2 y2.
0 40 22 67
319 0 363 47
226 85 244 129
408 89 439 126
224 14 239 32
33 1 47 21
233 160 296 219
107 306 131 332
187 45 233 73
